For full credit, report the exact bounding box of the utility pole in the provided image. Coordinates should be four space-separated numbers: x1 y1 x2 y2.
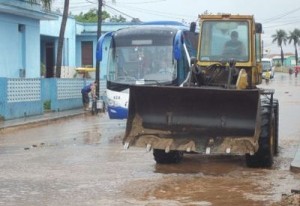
262 40 264 58
95 0 103 98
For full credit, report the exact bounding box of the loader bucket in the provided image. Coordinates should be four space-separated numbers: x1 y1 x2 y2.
124 85 260 142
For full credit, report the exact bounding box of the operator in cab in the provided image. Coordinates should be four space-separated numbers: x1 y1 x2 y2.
223 31 245 57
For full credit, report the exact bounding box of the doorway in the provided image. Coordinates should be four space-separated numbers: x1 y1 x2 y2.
45 42 55 78
81 41 93 67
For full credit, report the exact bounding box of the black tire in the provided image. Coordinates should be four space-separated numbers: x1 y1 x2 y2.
245 103 275 168
273 99 279 155
153 149 183 164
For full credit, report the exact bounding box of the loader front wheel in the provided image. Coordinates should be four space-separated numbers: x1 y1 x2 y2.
245 104 275 168
153 149 183 164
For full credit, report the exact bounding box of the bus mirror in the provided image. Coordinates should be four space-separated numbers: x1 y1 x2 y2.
173 30 182 60
96 47 102 62
96 32 113 62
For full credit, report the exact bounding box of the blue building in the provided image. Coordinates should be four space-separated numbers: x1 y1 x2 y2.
272 55 297 67
40 18 137 79
0 0 187 120
0 0 57 78
0 0 139 79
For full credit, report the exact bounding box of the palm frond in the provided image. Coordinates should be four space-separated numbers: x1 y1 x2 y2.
28 0 52 10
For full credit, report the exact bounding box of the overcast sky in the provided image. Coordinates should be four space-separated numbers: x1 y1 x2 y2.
53 0 300 54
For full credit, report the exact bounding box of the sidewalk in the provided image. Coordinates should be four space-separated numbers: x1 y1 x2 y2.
1 109 300 173
0 109 85 131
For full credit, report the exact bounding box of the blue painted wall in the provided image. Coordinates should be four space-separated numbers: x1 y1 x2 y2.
0 77 107 120
272 55 296 67
0 0 57 78
0 13 40 78
40 16 77 68
0 78 43 119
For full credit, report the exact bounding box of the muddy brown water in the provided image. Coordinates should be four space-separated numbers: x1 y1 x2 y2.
0 73 300 206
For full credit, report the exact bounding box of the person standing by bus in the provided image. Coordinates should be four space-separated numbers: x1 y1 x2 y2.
81 81 97 111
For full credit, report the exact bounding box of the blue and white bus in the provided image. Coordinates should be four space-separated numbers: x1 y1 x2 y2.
96 22 198 119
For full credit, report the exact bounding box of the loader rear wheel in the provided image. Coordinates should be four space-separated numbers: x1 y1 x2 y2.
245 104 275 168
153 149 183 164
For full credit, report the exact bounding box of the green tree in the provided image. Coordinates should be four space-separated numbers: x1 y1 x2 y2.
29 0 52 10
75 9 110 23
272 29 287 67
131 18 141 23
288 29 300 65
109 15 126 22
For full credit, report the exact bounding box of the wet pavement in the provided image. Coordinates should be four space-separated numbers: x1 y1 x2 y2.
0 72 300 205
1 73 300 173
260 73 300 173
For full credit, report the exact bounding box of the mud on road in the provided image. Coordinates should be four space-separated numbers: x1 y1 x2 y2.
0 73 300 206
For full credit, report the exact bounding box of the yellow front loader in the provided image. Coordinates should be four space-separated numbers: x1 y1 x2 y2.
123 14 279 168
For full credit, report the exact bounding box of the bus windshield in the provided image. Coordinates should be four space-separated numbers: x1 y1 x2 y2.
107 30 177 85
199 21 249 62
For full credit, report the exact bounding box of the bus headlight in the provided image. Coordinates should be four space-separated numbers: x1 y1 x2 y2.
107 98 121 107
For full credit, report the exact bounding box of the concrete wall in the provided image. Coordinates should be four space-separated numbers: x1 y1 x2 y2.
0 77 107 120
0 77 43 119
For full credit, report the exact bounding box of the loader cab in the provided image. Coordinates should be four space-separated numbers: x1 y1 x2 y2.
199 20 249 62
198 17 251 63
196 15 263 86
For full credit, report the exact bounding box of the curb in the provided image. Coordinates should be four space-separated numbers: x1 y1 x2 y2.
290 146 300 173
0 111 85 132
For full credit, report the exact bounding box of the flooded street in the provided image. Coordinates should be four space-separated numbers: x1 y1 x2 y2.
1 72 300 206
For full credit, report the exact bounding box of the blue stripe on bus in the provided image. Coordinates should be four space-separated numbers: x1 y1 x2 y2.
107 106 128 119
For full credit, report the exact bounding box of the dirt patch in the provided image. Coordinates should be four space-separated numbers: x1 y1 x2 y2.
272 193 300 206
